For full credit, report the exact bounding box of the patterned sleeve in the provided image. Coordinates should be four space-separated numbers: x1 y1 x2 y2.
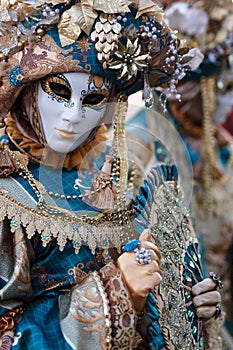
0 219 34 343
59 261 141 350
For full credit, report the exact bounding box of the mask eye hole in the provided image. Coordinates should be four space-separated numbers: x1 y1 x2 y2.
49 82 71 100
82 93 107 107
41 74 72 102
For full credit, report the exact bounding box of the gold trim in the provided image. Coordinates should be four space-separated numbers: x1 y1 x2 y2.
92 271 112 349
0 191 133 254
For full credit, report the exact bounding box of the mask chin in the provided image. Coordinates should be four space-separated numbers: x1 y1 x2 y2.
45 129 95 154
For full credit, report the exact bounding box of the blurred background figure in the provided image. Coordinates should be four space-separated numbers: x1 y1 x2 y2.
126 0 233 346
162 0 233 343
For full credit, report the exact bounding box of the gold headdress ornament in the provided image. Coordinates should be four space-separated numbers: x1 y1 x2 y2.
0 0 204 122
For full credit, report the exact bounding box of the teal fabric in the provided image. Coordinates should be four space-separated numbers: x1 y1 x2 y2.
0 139 204 349
4 159 167 349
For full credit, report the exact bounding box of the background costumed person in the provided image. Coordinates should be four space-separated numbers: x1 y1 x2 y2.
0 1 223 349
158 0 233 343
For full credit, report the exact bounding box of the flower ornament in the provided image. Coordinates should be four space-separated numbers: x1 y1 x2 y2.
108 38 149 80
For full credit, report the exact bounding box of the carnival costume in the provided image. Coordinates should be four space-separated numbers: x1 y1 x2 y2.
0 1 222 349
161 0 233 340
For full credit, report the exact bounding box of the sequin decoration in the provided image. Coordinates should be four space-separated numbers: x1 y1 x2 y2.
150 181 205 349
133 166 205 349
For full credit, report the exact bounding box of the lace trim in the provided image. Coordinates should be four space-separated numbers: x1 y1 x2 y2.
0 191 133 254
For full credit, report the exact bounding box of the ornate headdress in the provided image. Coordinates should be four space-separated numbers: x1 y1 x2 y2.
0 0 203 123
164 0 233 80
164 0 233 213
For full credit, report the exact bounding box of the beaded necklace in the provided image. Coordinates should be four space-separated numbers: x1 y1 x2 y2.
6 145 135 224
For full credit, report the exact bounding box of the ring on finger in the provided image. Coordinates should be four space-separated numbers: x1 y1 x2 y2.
135 247 152 265
208 272 223 290
213 304 222 319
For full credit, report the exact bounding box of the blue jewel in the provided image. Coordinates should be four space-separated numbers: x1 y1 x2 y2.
11 219 18 228
102 239 109 247
73 240 81 248
42 233 50 242
123 239 140 252
8 66 22 87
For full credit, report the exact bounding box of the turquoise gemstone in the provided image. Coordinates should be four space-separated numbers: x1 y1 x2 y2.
123 239 140 252
73 240 81 247
188 310 193 317
189 260 195 268
185 274 192 282
192 326 197 334
42 233 50 242
199 337 204 347
11 219 18 228
191 251 198 261
102 239 109 247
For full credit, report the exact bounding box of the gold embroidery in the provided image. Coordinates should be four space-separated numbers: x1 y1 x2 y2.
99 262 138 349
69 272 111 349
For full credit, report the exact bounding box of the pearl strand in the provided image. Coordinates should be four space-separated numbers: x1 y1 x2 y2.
5 145 135 224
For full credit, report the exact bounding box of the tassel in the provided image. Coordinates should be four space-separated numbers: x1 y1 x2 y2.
0 147 18 177
86 155 117 210
0 146 28 178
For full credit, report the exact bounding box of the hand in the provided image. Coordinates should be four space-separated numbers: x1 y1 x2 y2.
117 229 162 313
192 278 222 319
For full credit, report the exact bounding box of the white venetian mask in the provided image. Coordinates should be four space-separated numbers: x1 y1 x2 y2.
37 72 112 153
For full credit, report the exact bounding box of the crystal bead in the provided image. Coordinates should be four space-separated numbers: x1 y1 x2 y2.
142 72 154 108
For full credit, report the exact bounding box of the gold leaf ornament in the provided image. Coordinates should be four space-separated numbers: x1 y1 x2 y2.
58 0 130 47
0 0 17 7
90 0 130 14
0 0 64 11
130 0 163 20
58 4 88 46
